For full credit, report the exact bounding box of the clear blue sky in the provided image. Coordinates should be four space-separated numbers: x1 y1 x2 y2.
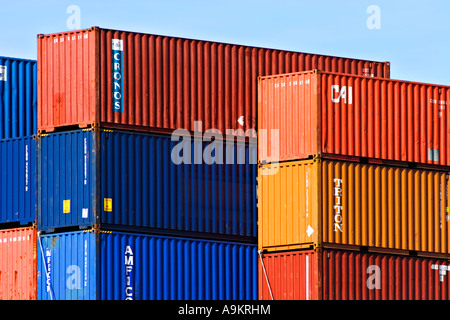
1 0 448 85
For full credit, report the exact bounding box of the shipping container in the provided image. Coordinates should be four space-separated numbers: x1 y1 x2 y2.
258 70 450 167
0 227 37 300
38 129 257 240
37 230 258 300
0 135 37 226
259 248 450 300
37 27 390 137
258 159 450 255
0 56 37 139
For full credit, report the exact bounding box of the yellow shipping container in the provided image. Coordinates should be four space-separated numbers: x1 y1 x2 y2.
258 159 450 256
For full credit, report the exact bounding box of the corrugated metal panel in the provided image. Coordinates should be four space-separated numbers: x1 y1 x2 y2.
36 230 97 300
0 227 37 300
258 159 450 255
37 230 258 300
258 249 318 300
258 70 450 167
38 129 257 240
0 135 37 225
37 27 390 135
259 248 450 300
0 56 37 139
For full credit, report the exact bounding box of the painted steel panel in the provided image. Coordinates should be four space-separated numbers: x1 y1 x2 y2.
0 135 37 225
258 159 450 255
0 57 37 139
259 248 450 300
37 230 258 300
38 129 257 240
258 70 450 167
37 27 390 136
0 227 37 300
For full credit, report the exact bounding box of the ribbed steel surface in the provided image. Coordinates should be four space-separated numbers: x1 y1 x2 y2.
259 248 450 300
0 227 36 300
37 27 390 135
0 56 37 139
0 135 37 225
258 159 450 256
37 230 258 300
38 129 257 240
258 70 450 167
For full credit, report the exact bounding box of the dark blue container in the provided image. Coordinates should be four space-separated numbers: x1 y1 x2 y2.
0 135 37 225
0 57 37 139
37 230 258 300
38 129 257 241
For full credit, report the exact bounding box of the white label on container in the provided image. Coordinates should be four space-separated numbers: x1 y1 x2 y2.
25 144 29 191
45 248 52 293
431 264 450 282
305 170 309 218
125 245 134 300
84 137 88 185
112 39 124 113
428 148 439 161
112 39 123 51
84 239 88 287
305 255 309 300
331 85 352 104
333 178 343 232
306 225 314 237
82 208 89 219
0 65 6 81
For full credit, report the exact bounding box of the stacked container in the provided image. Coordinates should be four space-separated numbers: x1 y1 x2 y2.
257 70 450 300
34 27 391 300
0 56 38 300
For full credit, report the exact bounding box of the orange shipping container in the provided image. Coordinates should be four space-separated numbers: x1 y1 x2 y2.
258 159 450 256
258 70 450 167
0 227 36 300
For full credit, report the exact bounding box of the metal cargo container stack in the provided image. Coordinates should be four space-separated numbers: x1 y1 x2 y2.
0 56 38 227
259 249 450 300
37 128 258 241
0 227 37 300
36 27 390 137
35 27 391 300
0 56 37 140
37 230 258 300
0 57 38 300
258 70 450 168
257 70 450 300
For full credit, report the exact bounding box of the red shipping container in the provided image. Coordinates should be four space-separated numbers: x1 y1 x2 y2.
259 248 450 300
37 27 390 137
258 70 450 167
0 227 36 300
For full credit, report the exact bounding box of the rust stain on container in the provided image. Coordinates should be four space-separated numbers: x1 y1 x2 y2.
259 248 450 300
38 27 390 137
258 70 450 167
258 159 450 255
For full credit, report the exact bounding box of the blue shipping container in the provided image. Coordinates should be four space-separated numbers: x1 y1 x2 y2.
0 56 37 139
38 129 257 240
37 230 258 300
0 135 37 225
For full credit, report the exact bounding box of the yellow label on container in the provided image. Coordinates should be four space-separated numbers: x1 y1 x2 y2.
447 207 449 213
63 200 70 213
104 198 113 212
